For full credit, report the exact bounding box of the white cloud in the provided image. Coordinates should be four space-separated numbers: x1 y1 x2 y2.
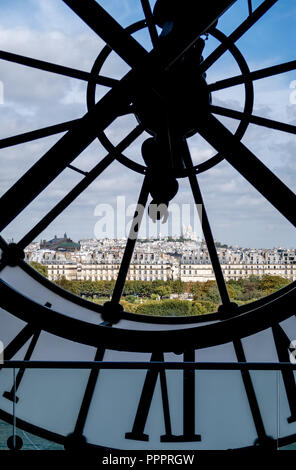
0 0 296 248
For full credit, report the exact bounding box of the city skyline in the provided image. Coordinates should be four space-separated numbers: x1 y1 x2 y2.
23 229 296 251
23 224 295 250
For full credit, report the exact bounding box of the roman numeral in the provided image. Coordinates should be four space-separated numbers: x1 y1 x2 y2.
233 338 274 447
64 346 106 450
272 324 296 423
73 347 105 435
125 351 201 442
1 324 40 403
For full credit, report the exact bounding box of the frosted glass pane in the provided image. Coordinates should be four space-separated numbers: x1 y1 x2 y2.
0 367 281 450
14 369 91 436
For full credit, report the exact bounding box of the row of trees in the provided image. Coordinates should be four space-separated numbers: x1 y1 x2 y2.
53 278 187 298
29 262 291 316
53 275 290 301
120 299 217 316
123 276 291 315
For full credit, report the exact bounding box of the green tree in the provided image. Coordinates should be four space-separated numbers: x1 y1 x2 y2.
192 300 217 314
259 275 290 292
168 280 186 295
135 299 192 316
30 261 48 278
124 295 137 303
55 278 79 294
52 275 292 310
153 285 172 299
120 299 137 313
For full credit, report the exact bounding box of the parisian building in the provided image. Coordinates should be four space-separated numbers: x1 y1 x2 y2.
24 235 296 283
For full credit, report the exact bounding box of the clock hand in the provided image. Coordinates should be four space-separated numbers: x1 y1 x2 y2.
141 137 178 223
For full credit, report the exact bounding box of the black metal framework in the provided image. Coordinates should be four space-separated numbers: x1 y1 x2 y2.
0 360 296 451
0 0 294 319
0 0 296 451
0 0 295 339
2 360 296 372
0 0 296 341
1 278 296 352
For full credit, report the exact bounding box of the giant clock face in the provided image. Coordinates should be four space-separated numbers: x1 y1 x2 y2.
0 0 296 451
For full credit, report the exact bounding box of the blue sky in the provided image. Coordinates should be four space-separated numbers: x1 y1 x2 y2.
0 0 295 248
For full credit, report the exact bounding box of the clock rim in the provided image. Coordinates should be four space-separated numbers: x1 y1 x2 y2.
1 262 296 352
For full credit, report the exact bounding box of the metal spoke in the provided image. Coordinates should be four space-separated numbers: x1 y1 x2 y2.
0 236 8 272
63 0 236 73
233 338 268 443
0 119 79 150
201 0 278 74
0 0 275 243
111 178 150 305
117 104 136 117
247 0 253 16
2 0 230 233
161 0 237 71
17 125 143 249
73 347 105 436
209 59 296 92
67 165 88 176
140 0 159 48
182 140 231 306
0 50 117 88
198 113 296 228
0 66 138 232
63 0 148 70
210 104 296 135
0 236 9 251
